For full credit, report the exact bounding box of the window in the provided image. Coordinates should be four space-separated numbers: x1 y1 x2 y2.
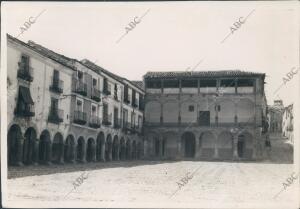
92 78 97 87
114 84 118 99
76 99 83 111
51 98 59 110
78 71 83 80
53 70 59 80
91 104 97 116
188 105 194 112
21 55 30 70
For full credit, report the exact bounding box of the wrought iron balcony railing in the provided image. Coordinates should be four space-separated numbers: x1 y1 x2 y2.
73 80 87 96
14 103 35 117
113 118 121 129
91 87 101 102
89 115 101 128
17 62 33 82
48 108 64 124
73 110 87 125
102 113 112 126
49 77 64 94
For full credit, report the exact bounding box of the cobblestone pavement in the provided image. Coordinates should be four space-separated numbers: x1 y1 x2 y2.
5 134 297 208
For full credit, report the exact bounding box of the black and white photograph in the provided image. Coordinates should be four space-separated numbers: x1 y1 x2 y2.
1 1 299 208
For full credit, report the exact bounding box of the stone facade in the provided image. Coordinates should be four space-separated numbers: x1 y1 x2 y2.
143 71 268 161
7 35 145 166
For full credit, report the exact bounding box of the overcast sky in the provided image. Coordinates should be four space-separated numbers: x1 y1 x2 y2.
2 1 299 106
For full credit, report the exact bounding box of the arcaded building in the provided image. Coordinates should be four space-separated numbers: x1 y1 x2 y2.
7 34 145 166
143 71 267 160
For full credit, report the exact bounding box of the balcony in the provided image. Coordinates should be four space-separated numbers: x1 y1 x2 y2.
89 115 101 128
132 101 138 108
124 98 130 104
74 80 87 96
91 88 101 102
102 114 112 126
48 108 64 124
49 78 64 94
73 111 87 125
113 118 121 129
17 62 33 82
14 103 35 117
122 122 135 134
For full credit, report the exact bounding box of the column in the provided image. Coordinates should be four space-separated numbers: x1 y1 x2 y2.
116 145 120 161
108 145 113 161
176 139 182 160
59 143 64 164
33 139 39 165
195 137 201 159
100 143 105 162
70 143 76 163
233 134 238 160
92 143 97 162
213 138 219 159
46 141 52 165
159 136 163 158
15 136 24 166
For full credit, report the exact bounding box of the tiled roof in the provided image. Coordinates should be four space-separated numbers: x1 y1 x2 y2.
144 70 265 79
7 34 76 70
80 59 124 83
131 80 144 90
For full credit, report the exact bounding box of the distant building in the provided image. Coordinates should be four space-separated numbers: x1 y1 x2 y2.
268 100 284 133
143 71 267 161
282 104 293 143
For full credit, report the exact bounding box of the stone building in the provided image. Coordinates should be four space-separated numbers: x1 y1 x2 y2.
7 34 145 166
268 100 284 133
282 104 293 143
143 71 267 160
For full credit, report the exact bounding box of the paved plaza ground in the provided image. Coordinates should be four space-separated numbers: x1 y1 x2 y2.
4 134 298 208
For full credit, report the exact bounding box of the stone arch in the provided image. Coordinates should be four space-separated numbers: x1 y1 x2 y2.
238 131 253 159
145 101 161 123
76 136 85 162
52 132 64 164
86 137 96 162
218 99 235 125
96 132 105 161
64 134 75 163
181 132 196 158
162 131 178 158
163 100 179 123
126 139 131 160
119 137 126 160
237 99 255 124
199 131 216 158
39 130 51 164
7 124 23 166
217 131 233 159
112 135 119 161
105 134 112 161
23 127 37 165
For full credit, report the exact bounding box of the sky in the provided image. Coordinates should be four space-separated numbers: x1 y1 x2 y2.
2 1 299 106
